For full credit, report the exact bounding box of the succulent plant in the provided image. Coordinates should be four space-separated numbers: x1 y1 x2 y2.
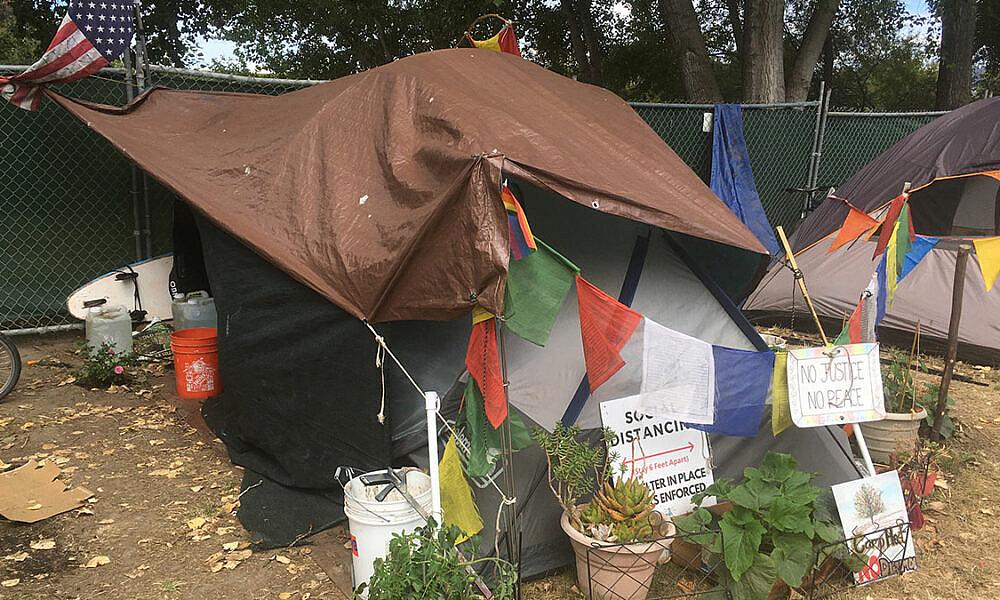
580 474 659 543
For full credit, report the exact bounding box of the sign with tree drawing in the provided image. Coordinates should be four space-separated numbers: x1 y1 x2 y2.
832 471 917 584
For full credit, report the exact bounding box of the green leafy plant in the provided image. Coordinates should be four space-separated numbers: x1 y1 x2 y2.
915 383 956 439
675 452 865 600
75 342 139 388
359 519 516 600
882 348 924 413
534 424 670 543
533 424 616 529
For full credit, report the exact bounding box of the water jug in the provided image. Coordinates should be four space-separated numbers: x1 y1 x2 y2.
171 291 218 331
85 305 133 355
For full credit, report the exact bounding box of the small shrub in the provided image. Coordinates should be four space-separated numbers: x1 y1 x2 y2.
75 342 139 388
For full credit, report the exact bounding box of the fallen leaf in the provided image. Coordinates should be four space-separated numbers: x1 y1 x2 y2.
934 478 950 490
274 555 291 565
981 508 994 516
227 549 252 561
926 501 947 512
209 562 224 573
190 486 204 493
84 556 111 568
4 552 29 562
186 517 207 530
223 560 240 570
1 579 19 587
26 502 43 511
222 542 239 551
77 507 95 516
30 540 55 550
98 519 115 525
278 593 296 600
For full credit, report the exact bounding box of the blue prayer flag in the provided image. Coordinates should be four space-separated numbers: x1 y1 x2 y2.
688 346 774 437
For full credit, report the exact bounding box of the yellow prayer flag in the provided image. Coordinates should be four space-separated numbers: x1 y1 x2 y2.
771 352 792 437
974 237 1000 292
439 435 483 543
471 305 495 325
470 32 502 53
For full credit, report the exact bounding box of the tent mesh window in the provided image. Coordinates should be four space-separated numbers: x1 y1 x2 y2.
908 174 1000 237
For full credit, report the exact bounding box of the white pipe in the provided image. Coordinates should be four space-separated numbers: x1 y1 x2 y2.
853 423 877 477
424 391 443 523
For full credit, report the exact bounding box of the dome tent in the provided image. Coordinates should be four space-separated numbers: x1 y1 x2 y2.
747 97 1000 364
48 49 862 578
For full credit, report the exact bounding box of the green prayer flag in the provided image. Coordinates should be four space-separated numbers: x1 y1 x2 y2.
462 378 531 479
504 239 578 347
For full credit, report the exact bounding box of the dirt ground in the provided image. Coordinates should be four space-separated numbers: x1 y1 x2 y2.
0 329 998 599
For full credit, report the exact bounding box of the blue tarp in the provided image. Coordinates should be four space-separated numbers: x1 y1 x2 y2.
710 105 780 256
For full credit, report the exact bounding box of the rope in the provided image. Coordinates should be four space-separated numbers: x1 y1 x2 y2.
374 337 386 425
362 321 518 514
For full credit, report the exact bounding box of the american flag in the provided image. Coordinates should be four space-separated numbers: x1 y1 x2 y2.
0 1 135 111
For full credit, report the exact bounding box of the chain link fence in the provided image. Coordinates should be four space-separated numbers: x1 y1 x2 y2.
0 65 945 332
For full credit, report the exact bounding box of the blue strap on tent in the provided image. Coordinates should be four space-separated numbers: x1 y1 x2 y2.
688 345 774 437
559 233 649 426
710 105 780 256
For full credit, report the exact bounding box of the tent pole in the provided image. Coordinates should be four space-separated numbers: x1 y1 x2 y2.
424 391 443 522
776 226 829 345
932 244 970 441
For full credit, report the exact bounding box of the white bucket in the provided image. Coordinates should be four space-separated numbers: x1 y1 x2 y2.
344 469 432 596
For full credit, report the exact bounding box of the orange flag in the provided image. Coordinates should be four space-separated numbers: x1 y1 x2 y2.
873 194 911 259
465 318 507 428
829 206 880 253
576 276 642 392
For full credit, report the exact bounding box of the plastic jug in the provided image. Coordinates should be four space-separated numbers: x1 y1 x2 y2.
171 291 218 331
85 304 133 355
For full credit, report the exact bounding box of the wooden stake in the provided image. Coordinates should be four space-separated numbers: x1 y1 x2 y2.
932 244 970 441
776 226 829 345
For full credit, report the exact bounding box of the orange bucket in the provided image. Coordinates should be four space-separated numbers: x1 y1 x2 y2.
170 327 221 399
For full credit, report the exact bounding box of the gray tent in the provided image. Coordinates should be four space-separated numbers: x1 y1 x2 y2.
747 97 1000 363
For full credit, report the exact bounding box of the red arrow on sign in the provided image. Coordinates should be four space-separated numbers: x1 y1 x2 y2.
623 441 694 465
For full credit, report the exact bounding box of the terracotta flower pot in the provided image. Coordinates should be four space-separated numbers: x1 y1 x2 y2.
561 511 674 600
858 408 927 463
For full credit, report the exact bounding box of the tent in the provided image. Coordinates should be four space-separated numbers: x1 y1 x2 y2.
48 49 862 577
747 97 1000 364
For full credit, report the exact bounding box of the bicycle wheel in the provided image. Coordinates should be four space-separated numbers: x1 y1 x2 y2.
0 334 20 400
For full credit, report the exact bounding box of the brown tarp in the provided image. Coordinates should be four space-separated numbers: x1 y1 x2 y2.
47 48 765 322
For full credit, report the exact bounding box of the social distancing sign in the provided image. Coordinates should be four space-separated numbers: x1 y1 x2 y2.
600 395 715 516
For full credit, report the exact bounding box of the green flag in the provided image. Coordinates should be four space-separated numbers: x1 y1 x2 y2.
504 239 579 346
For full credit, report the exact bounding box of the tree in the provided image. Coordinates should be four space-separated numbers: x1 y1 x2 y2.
935 0 977 109
853 483 886 526
658 0 722 100
785 0 840 100
0 3 41 63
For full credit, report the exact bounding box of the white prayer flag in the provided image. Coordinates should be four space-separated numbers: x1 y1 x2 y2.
638 318 715 424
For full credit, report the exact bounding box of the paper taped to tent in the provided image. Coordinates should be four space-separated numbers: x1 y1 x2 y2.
47 48 862 576
748 97 1000 364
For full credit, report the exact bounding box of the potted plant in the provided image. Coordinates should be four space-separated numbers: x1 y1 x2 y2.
534 423 675 600
359 518 517 600
860 348 927 463
674 452 865 600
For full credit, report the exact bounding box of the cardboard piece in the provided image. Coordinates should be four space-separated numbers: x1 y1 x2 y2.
0 460 93 523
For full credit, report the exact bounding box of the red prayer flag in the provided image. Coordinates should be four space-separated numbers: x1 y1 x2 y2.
465 318 507 428
872 194 908 259
575 276 642 392
829 206 880 253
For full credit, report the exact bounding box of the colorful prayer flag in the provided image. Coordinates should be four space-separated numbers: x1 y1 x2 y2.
465 318 506 428
689 346 773 437
466 22 522 57
885 220 900 305
829 206 880 253
872 194 909 259
875 253 888 325
503 185 536 260
834 300 863 346
505 239 579 346
439 435 484 543
471 305 494 325
771 352 792 437
576 276 642 392
899 235 940 281
974 236 1000 291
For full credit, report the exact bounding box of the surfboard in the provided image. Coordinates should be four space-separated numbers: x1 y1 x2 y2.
66 254 174 321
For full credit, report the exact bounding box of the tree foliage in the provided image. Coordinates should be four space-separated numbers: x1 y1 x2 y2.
3 0 988 109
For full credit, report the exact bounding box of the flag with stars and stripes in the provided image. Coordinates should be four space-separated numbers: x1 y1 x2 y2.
0 1 135 111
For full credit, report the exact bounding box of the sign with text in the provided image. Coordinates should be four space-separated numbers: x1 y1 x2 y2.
786 343 885 428
832 471 917 585
600 395 715 517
